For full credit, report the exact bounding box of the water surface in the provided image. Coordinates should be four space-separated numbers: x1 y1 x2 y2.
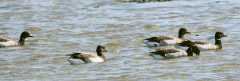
0 0 240 80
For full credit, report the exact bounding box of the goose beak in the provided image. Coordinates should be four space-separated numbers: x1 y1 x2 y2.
103 49 108 52
65 54 73 56
29 36 34 38
222 35 227 37
186 32 191 34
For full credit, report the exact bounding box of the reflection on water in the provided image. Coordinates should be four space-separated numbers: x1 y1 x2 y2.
213 1 229 3
123 0 172 3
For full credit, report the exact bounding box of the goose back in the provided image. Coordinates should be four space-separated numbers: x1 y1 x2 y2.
0 38 19 46
144 28 190 46
66 45 107 64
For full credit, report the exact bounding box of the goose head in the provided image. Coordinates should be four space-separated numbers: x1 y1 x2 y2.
96 45 107 54
179 28 191 35
215 31 227 39
20 31 33 39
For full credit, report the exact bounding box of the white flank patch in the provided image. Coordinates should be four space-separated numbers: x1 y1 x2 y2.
67 58 84 65
176 44 217 50
144 41 160 47
0 41 18 47
160 38 183 46
150 51 187 59
88 57 104 63
165 52 187 59
144 38 183 46
160 40 176 46
196 44 217 50
67 57 104 64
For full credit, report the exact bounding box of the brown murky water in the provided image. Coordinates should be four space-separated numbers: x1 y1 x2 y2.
0 0 240 80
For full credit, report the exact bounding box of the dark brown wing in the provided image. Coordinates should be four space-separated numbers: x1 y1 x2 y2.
144 37 161 42
144 35 176 42
0 38 11 42
194 41 209 44
150 49 181 57
158 35 176 40
164 49 181 53
67 53 89 62
68 52 99 62
155 49 181 53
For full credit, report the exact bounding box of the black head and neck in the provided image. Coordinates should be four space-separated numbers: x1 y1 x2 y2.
185 41 200 56
18 31 33 45
96 45 107 60
186 45 200 56
214 32 227 49
178 28 191 40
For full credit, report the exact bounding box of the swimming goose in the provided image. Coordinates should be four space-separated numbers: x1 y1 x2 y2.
0 31 33 47
175 31 227 50
144 28 191 46
150 42 200 59
66 45 107 64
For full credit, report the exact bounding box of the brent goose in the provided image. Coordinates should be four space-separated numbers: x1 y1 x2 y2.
66 45 107 64
175 31 227 50
144 28 191 46
0 31 33 47
150 42 200 59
